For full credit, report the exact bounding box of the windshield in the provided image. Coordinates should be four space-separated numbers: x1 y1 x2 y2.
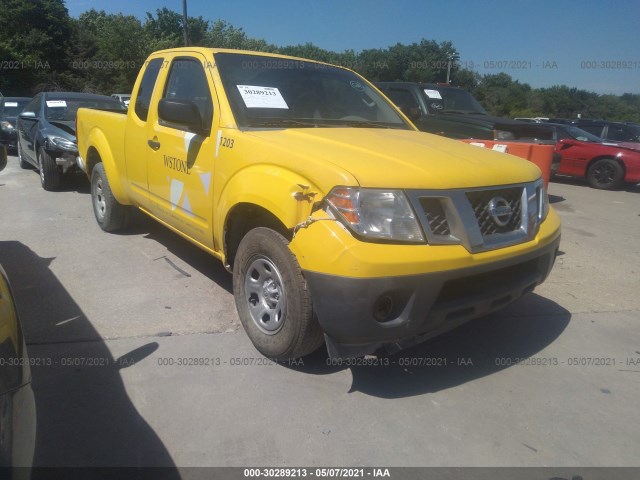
214 53 410 129
1 99 30 117
423 86 488 115
45 98 124 121
563 125 604 142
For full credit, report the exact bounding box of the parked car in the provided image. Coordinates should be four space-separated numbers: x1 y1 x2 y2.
0 97 31 151
0 158 36 473
539 123 640 189
573 120 640 144
16 92 126 190
111 93 131 107
375 82 554 141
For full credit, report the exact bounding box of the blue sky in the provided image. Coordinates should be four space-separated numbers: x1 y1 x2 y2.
65 0 640 95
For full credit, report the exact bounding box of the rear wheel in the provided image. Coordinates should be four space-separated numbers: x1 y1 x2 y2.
91 163 130 232
38 147 62 190
233 227 324 360
587 158 624 190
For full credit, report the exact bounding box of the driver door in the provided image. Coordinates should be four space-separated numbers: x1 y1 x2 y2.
145 53 218 249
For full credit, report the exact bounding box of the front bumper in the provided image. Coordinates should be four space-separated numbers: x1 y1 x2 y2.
305 235 559 358
291 206 561 358
46 149 79 173
0 131 18 150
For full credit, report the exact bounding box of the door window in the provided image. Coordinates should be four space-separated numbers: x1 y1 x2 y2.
162 58 213 133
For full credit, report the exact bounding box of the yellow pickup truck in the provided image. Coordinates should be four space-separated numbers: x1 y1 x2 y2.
76 48 560 359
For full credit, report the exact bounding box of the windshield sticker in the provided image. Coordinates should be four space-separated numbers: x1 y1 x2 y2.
350 80 365 92
46 100 67 108
424 89 442 100
431 102 443 110
4 102 18 107
237 85 288 109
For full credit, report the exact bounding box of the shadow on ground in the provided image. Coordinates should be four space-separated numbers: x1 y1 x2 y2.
0 241 181 474
288 293 571 399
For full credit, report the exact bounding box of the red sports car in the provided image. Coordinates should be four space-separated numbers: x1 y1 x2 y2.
545 123 640 190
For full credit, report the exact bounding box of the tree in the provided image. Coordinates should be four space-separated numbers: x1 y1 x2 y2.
0 0 72 94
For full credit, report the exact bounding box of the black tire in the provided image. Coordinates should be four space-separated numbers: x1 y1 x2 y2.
233 227 324 360
38 147 62 192
17 141 30 169
38 147 62 190
91 163 130 232
587 158 624 190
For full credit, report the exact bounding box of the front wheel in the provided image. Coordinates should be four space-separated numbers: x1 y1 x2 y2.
38 148 62 190
587 158 624 190
91 163 130 232
233 227 324 360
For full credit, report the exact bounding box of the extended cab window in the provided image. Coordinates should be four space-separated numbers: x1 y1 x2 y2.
134 58 163 121
162 58 213 132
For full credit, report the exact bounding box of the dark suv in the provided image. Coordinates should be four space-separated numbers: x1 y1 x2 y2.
573 120 640 143
375 82 553 142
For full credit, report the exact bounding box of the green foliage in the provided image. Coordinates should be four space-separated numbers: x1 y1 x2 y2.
0 0 637 122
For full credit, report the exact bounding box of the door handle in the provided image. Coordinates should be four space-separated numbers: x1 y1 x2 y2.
147 139 161 150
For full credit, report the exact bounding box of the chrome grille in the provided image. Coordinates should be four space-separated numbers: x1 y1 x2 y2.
466 187 523 235
419 198 450 236
405 181 541 254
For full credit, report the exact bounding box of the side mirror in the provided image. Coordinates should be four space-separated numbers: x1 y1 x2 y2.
0 145 7 172
158 99 204 133
18 111 36 120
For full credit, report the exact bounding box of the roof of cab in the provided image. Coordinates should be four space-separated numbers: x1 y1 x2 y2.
149 47 339 69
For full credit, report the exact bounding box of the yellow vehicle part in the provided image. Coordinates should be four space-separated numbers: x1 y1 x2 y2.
84 118 130 204
290 208 561 278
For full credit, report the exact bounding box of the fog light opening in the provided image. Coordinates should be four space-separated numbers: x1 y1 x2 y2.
373 295 394 322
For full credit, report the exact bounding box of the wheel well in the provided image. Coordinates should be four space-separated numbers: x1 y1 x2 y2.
86 147 102 175
224 203 291 269
587 156 625 176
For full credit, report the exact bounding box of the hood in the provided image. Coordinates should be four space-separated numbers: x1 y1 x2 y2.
602 141 640 153
1 117 17 127
243 128 541 189
45 120 76 140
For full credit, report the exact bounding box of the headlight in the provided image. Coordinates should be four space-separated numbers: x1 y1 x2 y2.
0 121 14 132
494 129 515 140
49 136 77 151
325 187 425 243
535 178 549 223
